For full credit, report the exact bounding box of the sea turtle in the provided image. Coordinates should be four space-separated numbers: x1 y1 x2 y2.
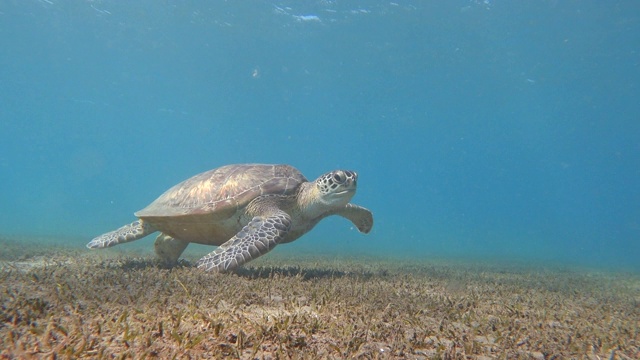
87 164 373 272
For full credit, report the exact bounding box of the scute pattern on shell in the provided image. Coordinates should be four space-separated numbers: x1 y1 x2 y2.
135 164 307 217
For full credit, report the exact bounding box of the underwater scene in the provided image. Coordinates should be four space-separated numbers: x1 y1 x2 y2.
1 0 638 358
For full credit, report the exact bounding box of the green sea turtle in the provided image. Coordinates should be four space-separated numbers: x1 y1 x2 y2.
87 164 373 272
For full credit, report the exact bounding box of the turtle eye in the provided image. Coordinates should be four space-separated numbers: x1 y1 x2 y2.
333 171 346 183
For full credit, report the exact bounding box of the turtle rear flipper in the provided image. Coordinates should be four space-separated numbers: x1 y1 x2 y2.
196 210 292 272
87 220 155 249
154 234 189 265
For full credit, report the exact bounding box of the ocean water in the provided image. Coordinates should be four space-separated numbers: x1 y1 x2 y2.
1 0 638 272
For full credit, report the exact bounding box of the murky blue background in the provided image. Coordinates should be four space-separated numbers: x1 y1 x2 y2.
1 1 638 271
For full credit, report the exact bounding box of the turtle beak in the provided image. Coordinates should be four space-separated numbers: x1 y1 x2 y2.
346 170 357 180
335 189 355 195
344 171 357 188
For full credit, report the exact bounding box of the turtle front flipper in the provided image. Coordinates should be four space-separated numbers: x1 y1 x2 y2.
196 210 292 272
87 220 155 249
334 203 374 234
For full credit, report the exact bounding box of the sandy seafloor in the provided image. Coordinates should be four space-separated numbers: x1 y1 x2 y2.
0 236 638 359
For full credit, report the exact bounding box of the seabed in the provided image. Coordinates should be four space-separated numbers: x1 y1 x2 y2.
1 237 638 359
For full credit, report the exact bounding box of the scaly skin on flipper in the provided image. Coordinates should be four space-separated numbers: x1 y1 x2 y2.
196 210 292 272
86 220 155 248
334 203 373 234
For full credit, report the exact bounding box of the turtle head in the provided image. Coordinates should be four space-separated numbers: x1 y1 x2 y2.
314 170 358 207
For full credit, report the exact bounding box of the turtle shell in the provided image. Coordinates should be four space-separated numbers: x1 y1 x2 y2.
135 164 307 220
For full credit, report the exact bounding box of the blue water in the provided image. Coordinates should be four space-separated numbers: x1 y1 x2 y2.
1 1 638 271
